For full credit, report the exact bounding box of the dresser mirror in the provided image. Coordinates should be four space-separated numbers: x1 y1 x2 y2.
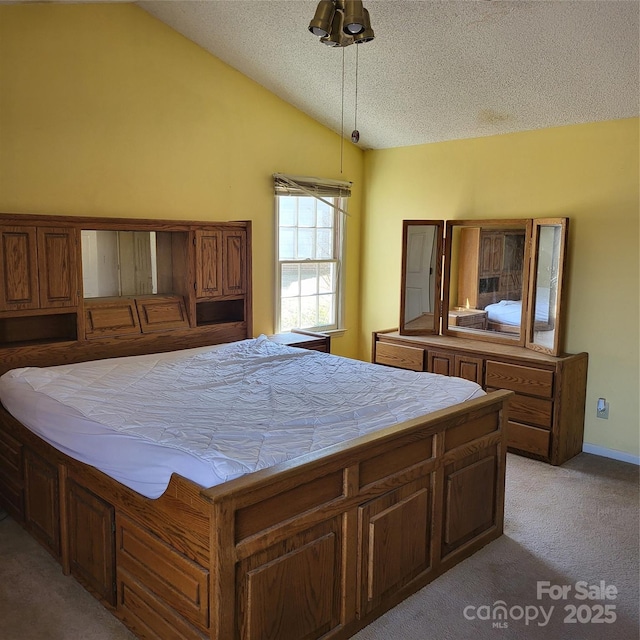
525 218 567 355
399 217 569 355
443 219 532 345
399 221 443 335
81 230 174 298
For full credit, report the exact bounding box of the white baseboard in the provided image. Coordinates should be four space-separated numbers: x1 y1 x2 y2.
582 443 640 466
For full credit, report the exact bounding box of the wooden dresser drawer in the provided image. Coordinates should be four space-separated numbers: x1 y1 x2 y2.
375 342 425 371
509 395 553 429
485 361 553 398
487 388 553 429
507 422 551 458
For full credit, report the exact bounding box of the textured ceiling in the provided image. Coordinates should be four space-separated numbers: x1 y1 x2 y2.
9 1 638 150
137 0 639 150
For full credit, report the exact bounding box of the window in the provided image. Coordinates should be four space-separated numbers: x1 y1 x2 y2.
274 175 350 333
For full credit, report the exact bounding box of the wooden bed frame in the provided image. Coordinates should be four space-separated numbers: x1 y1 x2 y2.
0 212 511 640
0 377 510 640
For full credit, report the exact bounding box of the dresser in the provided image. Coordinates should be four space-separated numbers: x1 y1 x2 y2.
372 330 588 465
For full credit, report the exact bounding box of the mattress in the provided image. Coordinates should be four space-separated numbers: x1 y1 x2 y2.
485 299 525 326
0 336 485 499
485 287 551 327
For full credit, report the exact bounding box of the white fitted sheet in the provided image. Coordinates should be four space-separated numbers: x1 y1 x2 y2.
0 336 484 498
485 287 551 327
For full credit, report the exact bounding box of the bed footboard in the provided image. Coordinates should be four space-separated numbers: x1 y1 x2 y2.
203 389 511 640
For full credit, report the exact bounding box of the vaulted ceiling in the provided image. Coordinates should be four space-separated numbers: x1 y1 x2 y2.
6 1 638 150
137 0 639 150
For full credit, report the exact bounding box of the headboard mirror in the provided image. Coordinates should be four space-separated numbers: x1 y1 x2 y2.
400 217 568 356
81 230 174 298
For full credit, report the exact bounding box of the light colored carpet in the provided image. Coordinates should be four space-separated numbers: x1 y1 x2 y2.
0 452 638 640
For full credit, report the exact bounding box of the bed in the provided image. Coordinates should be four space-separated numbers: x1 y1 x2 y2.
0 334 510 640
485 287 553 334
0 211 511 640
0 336 488 499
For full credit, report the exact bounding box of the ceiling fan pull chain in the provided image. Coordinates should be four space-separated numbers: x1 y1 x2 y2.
352 44 360 144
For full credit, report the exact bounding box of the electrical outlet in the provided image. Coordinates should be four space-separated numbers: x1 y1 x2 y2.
596 398 609 419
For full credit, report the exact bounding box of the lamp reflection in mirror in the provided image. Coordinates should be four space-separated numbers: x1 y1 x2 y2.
309 0 374 47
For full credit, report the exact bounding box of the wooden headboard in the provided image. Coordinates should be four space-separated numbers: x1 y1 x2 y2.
0 213 252 376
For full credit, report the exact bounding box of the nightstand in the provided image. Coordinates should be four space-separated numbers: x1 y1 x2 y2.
267 330 331 353
448 308 488 330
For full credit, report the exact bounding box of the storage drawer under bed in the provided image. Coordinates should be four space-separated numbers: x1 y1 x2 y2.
116 515 210 633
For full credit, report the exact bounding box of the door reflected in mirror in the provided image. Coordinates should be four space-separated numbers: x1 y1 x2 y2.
400 221 443 335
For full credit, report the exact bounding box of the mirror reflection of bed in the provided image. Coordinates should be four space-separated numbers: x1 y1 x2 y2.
453 225 527 339
453 223 562 351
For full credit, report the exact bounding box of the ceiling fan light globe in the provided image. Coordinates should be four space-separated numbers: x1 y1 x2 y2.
343 0 366 35
354 27 374 43
320 36 340 47
310 26 329 37
344 22 364 35
309 0 335 39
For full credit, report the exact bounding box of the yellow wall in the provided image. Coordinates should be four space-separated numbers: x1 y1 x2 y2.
0 3 364 357
361 118 640 457
2 4 638 458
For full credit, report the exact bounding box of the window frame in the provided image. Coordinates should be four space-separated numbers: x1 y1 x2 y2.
275 193 346 334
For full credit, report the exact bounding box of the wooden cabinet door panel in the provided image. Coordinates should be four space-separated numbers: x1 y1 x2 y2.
24 449 60 558
37 227 78 308
85 299 141 338
442 454 496 556
427 350 454 377
136 296 189 333
0 427 25 520
237 519 343 640
222 229 246 296
68 481 116 605
0 226 39 311
479 234 494 275
195 229 222 298
479 232 503 276
454 355 483 384
358 481 431 617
